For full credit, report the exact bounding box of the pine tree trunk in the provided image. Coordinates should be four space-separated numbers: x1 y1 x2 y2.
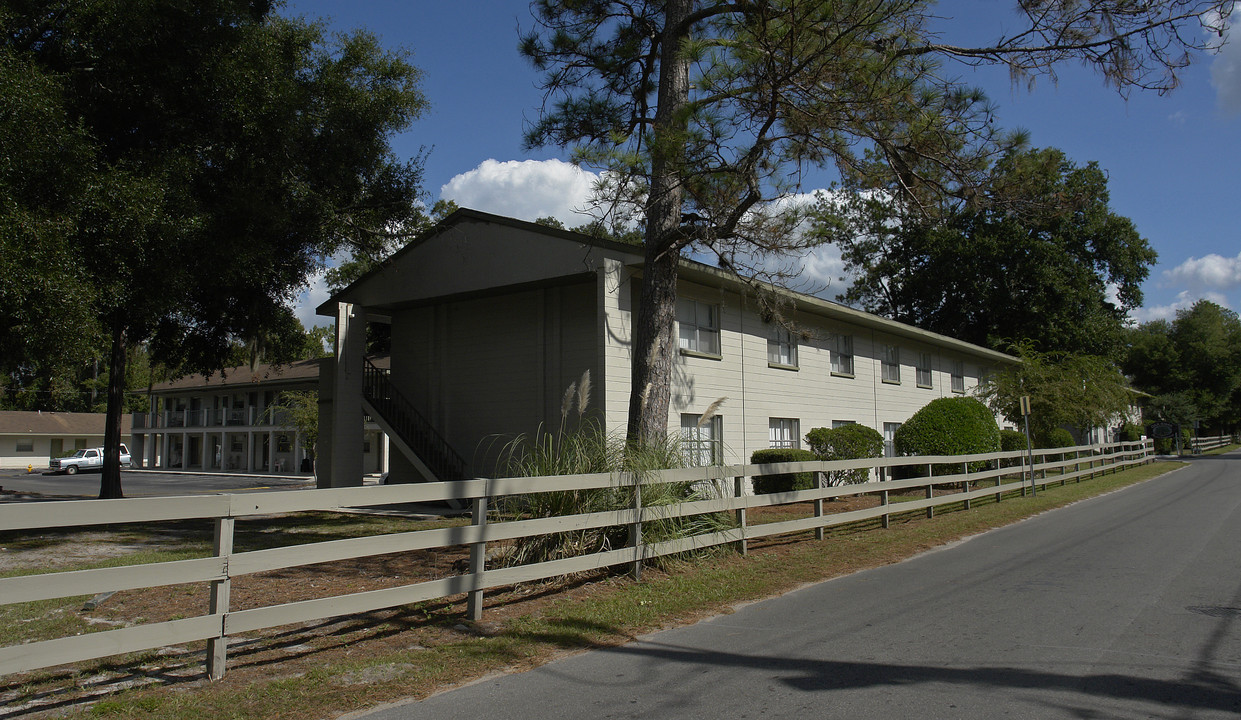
626 0 692 446
99 321 127 499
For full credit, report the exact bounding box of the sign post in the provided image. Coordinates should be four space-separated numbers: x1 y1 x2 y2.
1020 395 1035 498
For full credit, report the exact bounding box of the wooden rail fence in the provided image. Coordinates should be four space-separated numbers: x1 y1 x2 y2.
0 441 1153 680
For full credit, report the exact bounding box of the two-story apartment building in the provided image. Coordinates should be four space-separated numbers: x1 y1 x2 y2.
131 358 388 476
315 209 1019 489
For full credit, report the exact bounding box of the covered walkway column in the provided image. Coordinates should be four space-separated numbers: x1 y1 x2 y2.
329 301 367 487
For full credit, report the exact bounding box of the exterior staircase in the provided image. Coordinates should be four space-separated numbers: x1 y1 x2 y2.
361 357 467 484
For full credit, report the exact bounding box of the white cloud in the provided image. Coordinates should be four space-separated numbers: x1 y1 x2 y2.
439 159 601 227
1210 8 1241 114
1162 251 1241 293
289 267 334 332
1132 289 1232 324
1132 251 1241 323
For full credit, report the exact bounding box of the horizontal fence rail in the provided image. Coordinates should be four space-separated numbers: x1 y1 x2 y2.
0 441 1155 680
1191 434 1237 454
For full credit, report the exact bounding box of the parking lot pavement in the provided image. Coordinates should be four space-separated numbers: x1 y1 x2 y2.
0 467 316 499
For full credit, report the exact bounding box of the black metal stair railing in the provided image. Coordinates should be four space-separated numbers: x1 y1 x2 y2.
362 358 467 483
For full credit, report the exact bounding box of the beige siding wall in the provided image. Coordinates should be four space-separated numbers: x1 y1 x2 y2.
389 280 598 477
626 280 993 466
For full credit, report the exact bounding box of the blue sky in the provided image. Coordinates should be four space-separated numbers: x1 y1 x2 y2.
285 1 1241 330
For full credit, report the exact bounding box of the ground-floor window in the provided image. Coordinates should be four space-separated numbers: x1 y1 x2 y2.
768 418 800 449
682 413 723 466
883 422 902 457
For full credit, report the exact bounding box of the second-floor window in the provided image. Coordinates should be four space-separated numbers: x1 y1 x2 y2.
882 344 901 383
767 327 797 367
677 298 720 356
831 334 854 375
951 361 966 393
917 352 933 388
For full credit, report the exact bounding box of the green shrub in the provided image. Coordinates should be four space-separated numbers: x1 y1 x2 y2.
805 424 883 486
893 397 1000 475
1120 422 1142 442
1039 428 1076 448
999 429 1028 452
750 448 818 494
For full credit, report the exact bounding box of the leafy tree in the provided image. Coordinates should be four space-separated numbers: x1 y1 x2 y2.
976 343 1134 443
521 0 1231 445
1124 300 1241 430
1 1 427 497
816 147 1156 356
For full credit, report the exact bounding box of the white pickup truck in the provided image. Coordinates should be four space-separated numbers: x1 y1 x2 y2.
49 444 132 475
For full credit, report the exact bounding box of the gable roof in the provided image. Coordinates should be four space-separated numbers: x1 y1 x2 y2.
148 356 390 394
320 207 1017 365
0 411 131 436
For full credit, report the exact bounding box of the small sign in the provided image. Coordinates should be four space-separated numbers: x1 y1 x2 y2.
1019 395 1031 416
1148 422 1176 439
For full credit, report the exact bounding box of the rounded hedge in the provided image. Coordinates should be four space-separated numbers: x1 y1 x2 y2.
750 448 818 494
999 428 1028 452
1040 428 1076 448
1120 422 1142 442
893 397 1000 468
805 424 883 485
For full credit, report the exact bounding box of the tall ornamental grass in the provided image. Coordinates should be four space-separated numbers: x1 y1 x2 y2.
497 372 734 567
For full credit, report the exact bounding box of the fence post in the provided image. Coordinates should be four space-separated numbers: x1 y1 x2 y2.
467 495 487 621
925 463 934 519
961 461 970 510
734 475 748 556
994 458 1003 503
630 475 643 579
207 516 234 681
814 471 825 542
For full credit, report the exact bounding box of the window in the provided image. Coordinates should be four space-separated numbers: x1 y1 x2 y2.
951 361 965 393
15 438 33 453
74 438 87 450
916 352 933 388
832 420 856 429
830 334 854 376
767 328 797 367
681 413 723 466
677 298 720 356
881 345 901 383
769 418 800 449
883 422 902 457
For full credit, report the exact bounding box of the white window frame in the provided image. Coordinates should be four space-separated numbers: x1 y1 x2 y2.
768 418 800 449
677 298 721 356
832 420 857 429
681 413 723 466
916 352 933 388
881 345 901 384
883 422 902 458
830 334 854 376
767 327 798 368
951 361 966 393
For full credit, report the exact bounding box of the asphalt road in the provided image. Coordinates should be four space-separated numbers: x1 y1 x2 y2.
359 453 1241 720
0 467 314 498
